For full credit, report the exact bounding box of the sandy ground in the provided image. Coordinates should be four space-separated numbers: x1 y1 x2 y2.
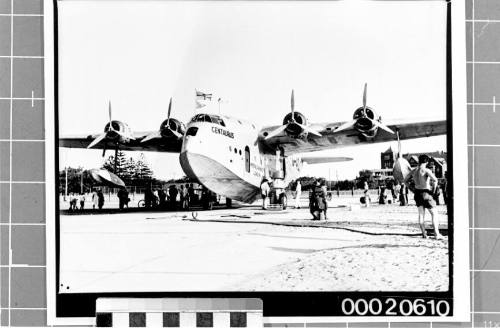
236 234 448 291
59 197 449 293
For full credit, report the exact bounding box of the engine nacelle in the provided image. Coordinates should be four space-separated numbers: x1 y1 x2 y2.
104 120 132 142
160 118 186 138
352 107 378 137
282 111 308 137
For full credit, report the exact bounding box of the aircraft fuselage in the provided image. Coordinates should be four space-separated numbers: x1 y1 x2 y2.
179 114 302 203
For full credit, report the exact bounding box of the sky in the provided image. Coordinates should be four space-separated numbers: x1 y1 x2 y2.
58 0 448 180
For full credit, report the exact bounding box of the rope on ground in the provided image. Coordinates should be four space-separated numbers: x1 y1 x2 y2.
182 218 426 237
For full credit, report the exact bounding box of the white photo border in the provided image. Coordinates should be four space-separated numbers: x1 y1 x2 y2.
44 0 469 325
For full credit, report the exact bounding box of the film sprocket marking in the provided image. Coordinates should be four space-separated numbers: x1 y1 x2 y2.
44 0 470 325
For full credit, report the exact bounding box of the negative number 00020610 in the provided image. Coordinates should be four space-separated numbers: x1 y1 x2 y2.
341 298 451 316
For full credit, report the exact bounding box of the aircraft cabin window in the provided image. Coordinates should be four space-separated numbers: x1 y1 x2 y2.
234 148 237 154
245 146 250 173
186 127 198 136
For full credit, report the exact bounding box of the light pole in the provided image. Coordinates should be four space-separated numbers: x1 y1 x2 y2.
64 166 68 201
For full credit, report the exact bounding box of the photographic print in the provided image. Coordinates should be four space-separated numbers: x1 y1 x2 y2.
45 0 469 321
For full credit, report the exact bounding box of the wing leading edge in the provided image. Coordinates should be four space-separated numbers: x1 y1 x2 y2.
59 132 183 153
259 119 447 155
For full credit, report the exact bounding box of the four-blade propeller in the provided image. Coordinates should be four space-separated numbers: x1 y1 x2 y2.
334 83 395 134
265 90 322 140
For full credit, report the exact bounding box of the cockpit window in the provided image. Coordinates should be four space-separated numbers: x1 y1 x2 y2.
186 127 198 136
190 114 225 127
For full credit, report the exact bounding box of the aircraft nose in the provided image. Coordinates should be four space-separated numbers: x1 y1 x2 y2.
182 126 202 153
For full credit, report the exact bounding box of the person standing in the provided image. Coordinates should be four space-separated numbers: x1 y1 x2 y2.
188 184 195 204
179 185 185 209
124 188 130 208
310 179 327 220
294 180 302 209
118 188 126 210
79 193 86 210
169 185 178 209
68 193 76 211
363 180 371 207
97 189 105 210
404 155 444 239
379 187 387 205
182 185 190 210
92 189 99 210
320 179 328 220
184 184 190 209
153 189 159 208
399 183 407 206
158 189 167 208
394 183 401 204
388 182 396 204
260 178 270 210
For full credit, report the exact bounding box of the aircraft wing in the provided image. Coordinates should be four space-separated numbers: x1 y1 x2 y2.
59 131 183 153
259 119 446 155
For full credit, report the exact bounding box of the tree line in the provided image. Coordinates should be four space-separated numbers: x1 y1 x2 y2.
59 151 166 194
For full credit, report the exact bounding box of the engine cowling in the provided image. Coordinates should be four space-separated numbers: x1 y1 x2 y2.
352 107 378 137
103 120 129 141
159 118 186 138
282 111 308 137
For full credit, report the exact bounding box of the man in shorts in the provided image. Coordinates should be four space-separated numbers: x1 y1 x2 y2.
404 154 444 239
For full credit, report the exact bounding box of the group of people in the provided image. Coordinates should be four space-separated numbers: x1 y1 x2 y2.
260 177 328 220
67 189 105 211
66 184 207 212
377 182 409 206
363 155 445 239
259 154 444 239
143 184 197 210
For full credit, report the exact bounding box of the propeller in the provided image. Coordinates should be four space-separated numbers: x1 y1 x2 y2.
362 82 367 116
264 90 322 140
334 83 395 134
141 97 182 143
333 118 357 133
87 101 128 150
372 119 395 134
